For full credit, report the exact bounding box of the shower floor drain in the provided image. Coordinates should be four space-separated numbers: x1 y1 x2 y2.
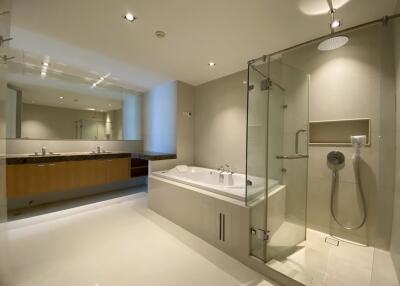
325 236 340 246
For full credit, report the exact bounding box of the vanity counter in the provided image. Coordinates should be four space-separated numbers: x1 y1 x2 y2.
6 152 132 165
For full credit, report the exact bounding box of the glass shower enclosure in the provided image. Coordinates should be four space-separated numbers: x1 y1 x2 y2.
246 55 309 262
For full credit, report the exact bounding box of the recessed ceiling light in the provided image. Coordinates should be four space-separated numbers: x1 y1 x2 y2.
87 108 96 111
59 96 64 99
41 71 46 76
123 12 136 22
42 62 49 67
108 103 112 107
208 62 216 67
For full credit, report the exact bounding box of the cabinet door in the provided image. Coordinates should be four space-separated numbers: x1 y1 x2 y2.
47 162 79 193
106 158 130 183
7 164 26 198
76 160 107 188
201 199 233 249
7 163 48 197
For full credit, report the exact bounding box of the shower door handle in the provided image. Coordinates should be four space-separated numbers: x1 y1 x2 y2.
276 154 309 160
295 128 307 154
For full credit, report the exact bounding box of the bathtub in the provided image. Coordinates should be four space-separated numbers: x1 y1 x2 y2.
149 165 287 269
152 166 280 202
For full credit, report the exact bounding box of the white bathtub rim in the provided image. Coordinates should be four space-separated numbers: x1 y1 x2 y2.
149 175 248 207
153 166 278 202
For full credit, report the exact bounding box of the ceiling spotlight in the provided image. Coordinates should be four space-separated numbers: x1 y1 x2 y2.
108 103 112 107
59 96 64 99
87 108 96 111
123 12 136 22
41 71 46 76
331 20 341 29
208 62 216 67
42 62 49 67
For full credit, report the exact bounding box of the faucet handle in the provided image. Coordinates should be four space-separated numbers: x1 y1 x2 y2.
225 164 233 173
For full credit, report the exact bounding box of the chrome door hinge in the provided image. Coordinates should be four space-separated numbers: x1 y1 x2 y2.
260 78 273 91
0 36 13 47
1 55 15 63
251 227 270 241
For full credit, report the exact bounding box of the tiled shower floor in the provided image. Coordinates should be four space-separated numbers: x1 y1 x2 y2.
268 227 398 286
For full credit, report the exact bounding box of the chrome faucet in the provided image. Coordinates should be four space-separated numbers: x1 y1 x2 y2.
41 146 47 156
225 164 234 175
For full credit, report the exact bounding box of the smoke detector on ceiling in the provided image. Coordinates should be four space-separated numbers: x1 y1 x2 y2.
155 30 166 38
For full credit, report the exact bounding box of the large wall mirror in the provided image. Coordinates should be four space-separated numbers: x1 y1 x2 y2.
6 52 142 141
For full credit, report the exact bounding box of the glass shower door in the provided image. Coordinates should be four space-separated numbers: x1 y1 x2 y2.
246 56 270 261
266 59 309 261
246 56 309 262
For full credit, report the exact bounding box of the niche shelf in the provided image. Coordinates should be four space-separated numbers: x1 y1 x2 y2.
309 118 371 146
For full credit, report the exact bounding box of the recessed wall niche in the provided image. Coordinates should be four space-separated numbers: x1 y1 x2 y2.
309 118 371 146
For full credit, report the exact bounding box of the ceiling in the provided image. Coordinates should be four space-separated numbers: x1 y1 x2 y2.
9 0 399 91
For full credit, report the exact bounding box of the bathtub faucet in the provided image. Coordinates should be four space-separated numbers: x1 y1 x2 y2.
225 164 234 174
217 164 234 174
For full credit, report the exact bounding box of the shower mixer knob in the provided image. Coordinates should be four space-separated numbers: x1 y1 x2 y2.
327 151 345 171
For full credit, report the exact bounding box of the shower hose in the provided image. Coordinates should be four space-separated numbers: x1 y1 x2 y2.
330 153 367 230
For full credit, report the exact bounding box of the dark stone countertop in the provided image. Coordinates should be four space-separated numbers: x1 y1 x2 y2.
6 152 132 165
131 151 177 161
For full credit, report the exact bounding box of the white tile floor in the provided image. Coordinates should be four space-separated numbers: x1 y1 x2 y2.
0 189 277 286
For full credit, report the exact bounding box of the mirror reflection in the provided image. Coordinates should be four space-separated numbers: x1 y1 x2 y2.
6 54 142 141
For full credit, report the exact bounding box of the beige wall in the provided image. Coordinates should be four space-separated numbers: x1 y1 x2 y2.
146 81 195 171
391 16 400 281
283 24 393 247
194 70 247 173
21 103 112 140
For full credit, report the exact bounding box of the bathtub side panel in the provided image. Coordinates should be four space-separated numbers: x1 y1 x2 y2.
148 177 251 258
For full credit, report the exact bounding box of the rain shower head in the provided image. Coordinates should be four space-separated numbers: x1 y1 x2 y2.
318 36 349 51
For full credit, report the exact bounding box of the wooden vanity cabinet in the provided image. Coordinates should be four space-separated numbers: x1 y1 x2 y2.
7 163 49 197
106 158 131 183
6 157 131 198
